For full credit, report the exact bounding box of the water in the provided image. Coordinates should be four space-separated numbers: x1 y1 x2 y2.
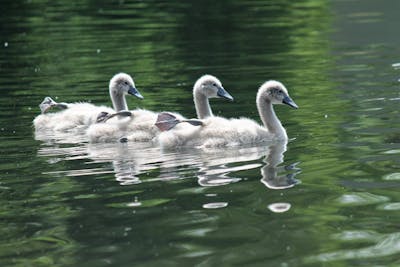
1 0 400 266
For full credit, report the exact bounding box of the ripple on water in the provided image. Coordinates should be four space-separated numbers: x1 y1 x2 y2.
332 230 381 242
335 192 389 206
383 172 400 180
383 149 400 155
377 202 400 211
392 62 400 69
306 232 400 264
202 202 228 209
197 177 241 187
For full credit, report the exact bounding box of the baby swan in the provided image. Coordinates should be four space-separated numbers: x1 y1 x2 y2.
33 73 143 132
156 80 298 149
193 74 233 119
87 74 233 143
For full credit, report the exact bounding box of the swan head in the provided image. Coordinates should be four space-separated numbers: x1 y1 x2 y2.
109 73 143 99
257 80 298 109
194 74 234 101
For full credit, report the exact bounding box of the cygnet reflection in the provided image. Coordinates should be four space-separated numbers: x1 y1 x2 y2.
194 146 268 187
37 138 300 191
190 141 300 189
260 141 301 190
86 142 163 185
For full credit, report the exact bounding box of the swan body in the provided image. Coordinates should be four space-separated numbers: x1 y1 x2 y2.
87 74 233 143
157 80 298 149
33 73 142 133
87 108 164 142
33 102 115 132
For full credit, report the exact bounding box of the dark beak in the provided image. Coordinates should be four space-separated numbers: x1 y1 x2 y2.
282 95 298 109
128 85 144 99
217 86 234 101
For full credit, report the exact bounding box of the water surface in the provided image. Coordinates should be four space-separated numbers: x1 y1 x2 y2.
1 0 400 266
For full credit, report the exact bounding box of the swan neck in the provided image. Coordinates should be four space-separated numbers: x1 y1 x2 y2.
258 100 287 139
110 90 128 111
194 91 213 119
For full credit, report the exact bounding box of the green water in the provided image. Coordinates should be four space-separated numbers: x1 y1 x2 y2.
1 0 400 266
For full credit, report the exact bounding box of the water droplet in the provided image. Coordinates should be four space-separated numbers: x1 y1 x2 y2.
4 42 8 47
96 49 101 54
324 114 328 118
268 202 291 213
202 202 228 209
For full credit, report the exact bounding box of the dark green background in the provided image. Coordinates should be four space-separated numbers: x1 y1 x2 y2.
1 0 400 266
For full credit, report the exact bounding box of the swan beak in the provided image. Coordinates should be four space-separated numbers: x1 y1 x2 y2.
128 86 144 99
282 95 298 109
217 87 234 101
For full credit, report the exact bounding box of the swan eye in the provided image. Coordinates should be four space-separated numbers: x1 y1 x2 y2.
124 81 129 85
212 83 217 87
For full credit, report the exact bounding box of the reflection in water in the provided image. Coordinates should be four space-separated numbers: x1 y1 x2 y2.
195 146 267 187
87 143 161 186
260 142 301 190
268 202 291 213
34 127 88 145
38 139 301 192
